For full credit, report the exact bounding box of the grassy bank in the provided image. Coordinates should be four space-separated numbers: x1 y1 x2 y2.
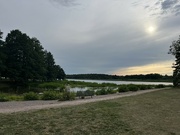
0 88 180 135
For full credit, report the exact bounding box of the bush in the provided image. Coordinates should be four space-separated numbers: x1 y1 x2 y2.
8 95 23 101
106 88 116 94
155 84 165 88
0 93 9 102
118 85 129 93
60 90 76 101
23 92 39 100
41 91 58 100
138 85 148 90
128 84 139 91
95 88 107 95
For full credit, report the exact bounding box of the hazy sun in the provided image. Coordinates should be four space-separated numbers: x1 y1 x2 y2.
147 26 156 34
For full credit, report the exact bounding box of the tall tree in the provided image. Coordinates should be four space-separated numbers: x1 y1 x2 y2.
169 36 180 87
28 37 46 81
54 65 66 80
4 30 31 82
44 51 56 81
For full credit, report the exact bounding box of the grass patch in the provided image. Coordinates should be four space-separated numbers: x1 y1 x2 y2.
0 88 180 135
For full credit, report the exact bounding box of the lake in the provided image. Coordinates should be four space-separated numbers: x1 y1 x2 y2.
68 79 173 86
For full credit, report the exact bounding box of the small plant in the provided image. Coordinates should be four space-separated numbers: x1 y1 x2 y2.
41 91 58 100
106 88 116 94
155 84 165 88
95 88 107 95
60 90 76 101
128 84 139 91
23 92 39 100
118 85 129 93
0 93 9 102
138 85 147 90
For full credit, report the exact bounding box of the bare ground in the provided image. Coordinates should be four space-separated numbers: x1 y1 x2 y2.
0 88 168 114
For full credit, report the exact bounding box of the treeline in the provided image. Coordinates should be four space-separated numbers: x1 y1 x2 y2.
66 73 172 81
0 29 65 84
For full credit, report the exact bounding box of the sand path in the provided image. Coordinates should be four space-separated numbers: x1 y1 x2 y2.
0 88 168 114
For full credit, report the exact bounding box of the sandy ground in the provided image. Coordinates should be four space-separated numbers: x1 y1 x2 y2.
0 88 168 114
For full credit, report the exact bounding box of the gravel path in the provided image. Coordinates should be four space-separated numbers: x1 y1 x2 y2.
0 88 168 114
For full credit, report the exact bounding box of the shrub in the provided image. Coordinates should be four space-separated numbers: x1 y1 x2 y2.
106 88 116 94
118 85 129 93
0 93 9 102
41 91 58 100
128 84 139 91
95 88 107 95
60 91 76 101
155 84 165 88
23 92 39 100
8 95 23 101
139 85 148 90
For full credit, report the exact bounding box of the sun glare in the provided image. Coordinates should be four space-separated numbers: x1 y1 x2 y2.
147 26 156 34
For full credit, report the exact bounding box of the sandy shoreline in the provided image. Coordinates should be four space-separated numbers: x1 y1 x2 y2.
0 88 168 114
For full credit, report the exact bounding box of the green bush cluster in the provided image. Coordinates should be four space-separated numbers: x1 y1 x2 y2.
118 85 129 92
128 85 139 91
0 93 9 102
95 88 117 95
41 91 59 100
60 90 76 101
118 84 154 93
23 92 39 100
155 84 165 88
38 82 65 92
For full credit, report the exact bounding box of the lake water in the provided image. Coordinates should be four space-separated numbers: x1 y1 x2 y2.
68 79 173 86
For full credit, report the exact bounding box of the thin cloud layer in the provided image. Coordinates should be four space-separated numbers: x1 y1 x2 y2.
0 0 179 75
49 0 79 7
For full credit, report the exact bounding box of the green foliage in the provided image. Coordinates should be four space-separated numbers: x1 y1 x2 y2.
155 84 165 88
38 82 65 92
60 90 76 101
23 92 39 100
169 35 180 87
41 91 59 100
118 85 129 92
0 29 66 90
95 88 108 95
106 88 117 94
0 93 9 102
128 84 139 91
138 85 147 90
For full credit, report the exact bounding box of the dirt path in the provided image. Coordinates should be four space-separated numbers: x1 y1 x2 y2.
0 88 168 114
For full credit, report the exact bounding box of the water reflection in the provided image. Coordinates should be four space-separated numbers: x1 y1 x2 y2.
68 79 172 85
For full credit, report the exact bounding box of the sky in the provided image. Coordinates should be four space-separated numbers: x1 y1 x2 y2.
0 0 180 75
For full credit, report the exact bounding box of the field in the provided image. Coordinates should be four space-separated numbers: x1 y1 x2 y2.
0 88 180 135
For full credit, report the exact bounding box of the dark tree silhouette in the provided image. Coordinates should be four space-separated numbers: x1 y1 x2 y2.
169 36 180 87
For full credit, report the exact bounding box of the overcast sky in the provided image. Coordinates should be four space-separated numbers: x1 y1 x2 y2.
1 0 180 75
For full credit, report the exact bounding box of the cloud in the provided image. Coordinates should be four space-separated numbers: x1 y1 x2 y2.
161 0 178 10
49 0 80 7
144 0 180 16
113 61 173 75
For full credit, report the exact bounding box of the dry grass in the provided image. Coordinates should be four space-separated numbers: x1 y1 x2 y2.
0 88 180 135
